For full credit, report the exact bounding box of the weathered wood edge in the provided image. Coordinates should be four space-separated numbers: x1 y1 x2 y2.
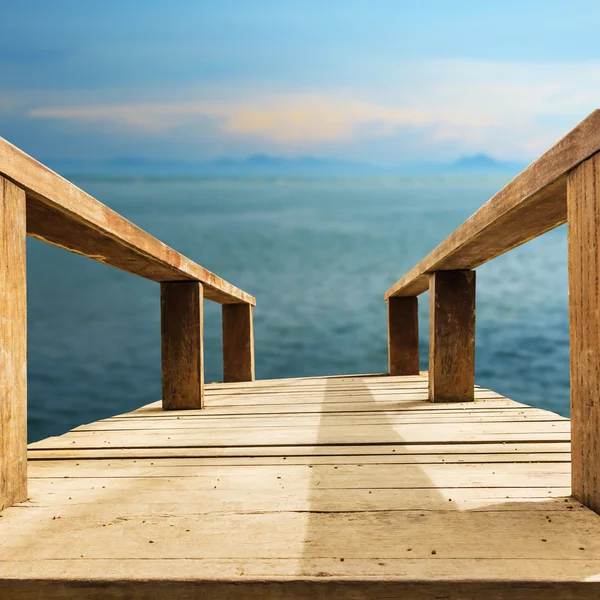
385 109 600 299
0 177 28 510
568 152 600 514
0 137 255 305
2 578 600 600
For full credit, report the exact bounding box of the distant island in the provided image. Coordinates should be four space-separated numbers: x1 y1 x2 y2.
45 153 528 178
451 153 524 173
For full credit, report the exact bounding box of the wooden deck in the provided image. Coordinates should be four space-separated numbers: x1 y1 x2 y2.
1 374 598 599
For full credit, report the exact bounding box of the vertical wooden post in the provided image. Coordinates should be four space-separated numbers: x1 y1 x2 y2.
568 152 600 513
160 281 204 409
387 296 419 376
222 303 255 382
0 177 27 510
429 270 475 402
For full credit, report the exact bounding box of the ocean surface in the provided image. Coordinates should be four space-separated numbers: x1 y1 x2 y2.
27 176 569 442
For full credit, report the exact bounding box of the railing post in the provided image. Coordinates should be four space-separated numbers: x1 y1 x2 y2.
0 177 27 510
429 270 475 402
568 152 600 513
387 296 419 375
222 303 255 382
160 281 204 409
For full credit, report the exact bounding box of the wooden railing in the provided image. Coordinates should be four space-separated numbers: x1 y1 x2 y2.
385 109 600 513
0 138 256 510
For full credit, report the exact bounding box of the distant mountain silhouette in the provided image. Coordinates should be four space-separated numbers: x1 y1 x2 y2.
45 153 527 178
451 153 525 173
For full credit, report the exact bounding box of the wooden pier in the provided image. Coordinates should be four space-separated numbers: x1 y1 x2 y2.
4 374 595 599
2 112 600 598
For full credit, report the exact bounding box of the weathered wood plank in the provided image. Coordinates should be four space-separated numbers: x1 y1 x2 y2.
429 271 476 402
386 110 600 298
0 177 27 510
4 577 600 600
568 151 600 514
26 453 571 471
222 303 255 382
7 508 599 564
161 282 204 410
0 137 254 304
71 412 566 433
387 296 419 376
17 486 575 512
28 420 571 450
27 441 571 460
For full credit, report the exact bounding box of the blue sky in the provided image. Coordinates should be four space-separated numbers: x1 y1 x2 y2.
1 1 599 163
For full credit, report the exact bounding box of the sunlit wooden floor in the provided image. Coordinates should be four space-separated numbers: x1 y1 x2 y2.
1 374 599 599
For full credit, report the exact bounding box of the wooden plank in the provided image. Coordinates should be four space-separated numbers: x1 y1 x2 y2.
387 296 419 376
3 573 600 600
385 110 600 298
0 137 254 305
568 151 600 514
96 408 544 423
429 271 476 402
27 441 572 460
26 453 571 470
27 420 571 450
205 373 429 389
26 461 571 486
161 282 204 410
129 397 519 413
3 509 599 564
72 412 566 433
222 303 255 382
18 486 575 511
0 177 27 510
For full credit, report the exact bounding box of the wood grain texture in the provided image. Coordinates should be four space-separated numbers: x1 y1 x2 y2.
0 374 596 598
161 282 204 410
429 271 476 402
6 580 600 600
222 303 255 382
387 296 419 376
0 177 27 510
386 110 600 299
568 151 600 514
0 136 254 305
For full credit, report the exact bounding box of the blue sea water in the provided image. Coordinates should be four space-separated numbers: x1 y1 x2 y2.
26 176 569 443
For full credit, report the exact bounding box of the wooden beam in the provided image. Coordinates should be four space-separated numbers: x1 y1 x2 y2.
429 270 475 402
0 177 27 510
161 282 204 410
386 110 600 299
222 303 255 383
0 136 254 305
568 151 600 514
387 296 419 376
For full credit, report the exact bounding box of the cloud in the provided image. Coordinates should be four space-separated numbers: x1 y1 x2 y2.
24 59 600 159
28 95 430 142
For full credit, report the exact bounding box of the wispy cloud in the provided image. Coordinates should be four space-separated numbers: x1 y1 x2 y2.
28 96 429 142
24 59 600 159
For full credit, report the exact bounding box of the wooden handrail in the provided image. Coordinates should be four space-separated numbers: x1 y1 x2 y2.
0 137 255 306
385 109 600 299
0 140 256 511
384 109 600 515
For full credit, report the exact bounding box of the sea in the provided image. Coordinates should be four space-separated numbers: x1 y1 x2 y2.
26 175 569 442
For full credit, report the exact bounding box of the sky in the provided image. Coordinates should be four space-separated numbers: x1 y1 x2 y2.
1 0 599 164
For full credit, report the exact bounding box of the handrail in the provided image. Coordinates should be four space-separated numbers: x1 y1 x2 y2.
0 139 256 511
0 137 255 305
385 110 600 299
384 109 600 516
